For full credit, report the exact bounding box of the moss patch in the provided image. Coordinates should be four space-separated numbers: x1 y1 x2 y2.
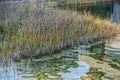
81 76 102 80
109 63 120 70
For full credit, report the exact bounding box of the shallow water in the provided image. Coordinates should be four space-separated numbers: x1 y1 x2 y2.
0 47 90 80
58 61 89 80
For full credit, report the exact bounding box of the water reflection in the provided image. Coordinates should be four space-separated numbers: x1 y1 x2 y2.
58 61 89 80
89 0 120 58
90 36 120 60
111 1 120 23
58 0 120 23
58 1 114 18
0 59 36 80
90 43 105 60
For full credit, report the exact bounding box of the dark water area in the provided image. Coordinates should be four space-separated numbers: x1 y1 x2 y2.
0 0 120 80
58 0 120 23
111 1 120 23
87 1 120 61
58 2 113 18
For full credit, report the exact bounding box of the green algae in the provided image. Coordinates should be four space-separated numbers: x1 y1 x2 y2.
81 76 102 80
87 67 105 78
109 63 120 70
82 66 106 80
16 51 79 80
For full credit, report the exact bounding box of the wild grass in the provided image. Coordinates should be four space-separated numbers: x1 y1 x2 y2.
0 1 119 60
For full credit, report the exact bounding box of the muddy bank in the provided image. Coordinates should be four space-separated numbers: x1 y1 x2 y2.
78 53 120 80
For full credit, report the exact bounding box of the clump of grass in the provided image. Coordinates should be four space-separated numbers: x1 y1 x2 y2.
87 67 105 77
82 67 105 80
0 1 119 60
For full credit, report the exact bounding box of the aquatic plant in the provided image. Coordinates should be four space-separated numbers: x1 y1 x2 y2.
0 0 119 60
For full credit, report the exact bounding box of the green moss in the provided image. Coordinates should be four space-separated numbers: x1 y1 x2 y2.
37 76 63 80
112 59 120 64
87 67 105 77
81 76 102 80
109 63 120 70
82 66 108 80
21 76 34 78
32 53 65 62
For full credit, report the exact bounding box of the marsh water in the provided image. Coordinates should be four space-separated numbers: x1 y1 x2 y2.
0 1 120 80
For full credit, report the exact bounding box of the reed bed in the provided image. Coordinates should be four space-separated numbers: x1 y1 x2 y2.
0 1 119 60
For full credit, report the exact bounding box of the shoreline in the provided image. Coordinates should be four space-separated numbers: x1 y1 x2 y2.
78 54 120 80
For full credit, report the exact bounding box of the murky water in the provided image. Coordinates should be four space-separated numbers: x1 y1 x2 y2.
0 0 120 80
89 1 120 61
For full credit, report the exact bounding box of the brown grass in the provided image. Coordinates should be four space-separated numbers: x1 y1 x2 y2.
0 1 119 60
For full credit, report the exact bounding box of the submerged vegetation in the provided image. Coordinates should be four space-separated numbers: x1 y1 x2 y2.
0 1 119 60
